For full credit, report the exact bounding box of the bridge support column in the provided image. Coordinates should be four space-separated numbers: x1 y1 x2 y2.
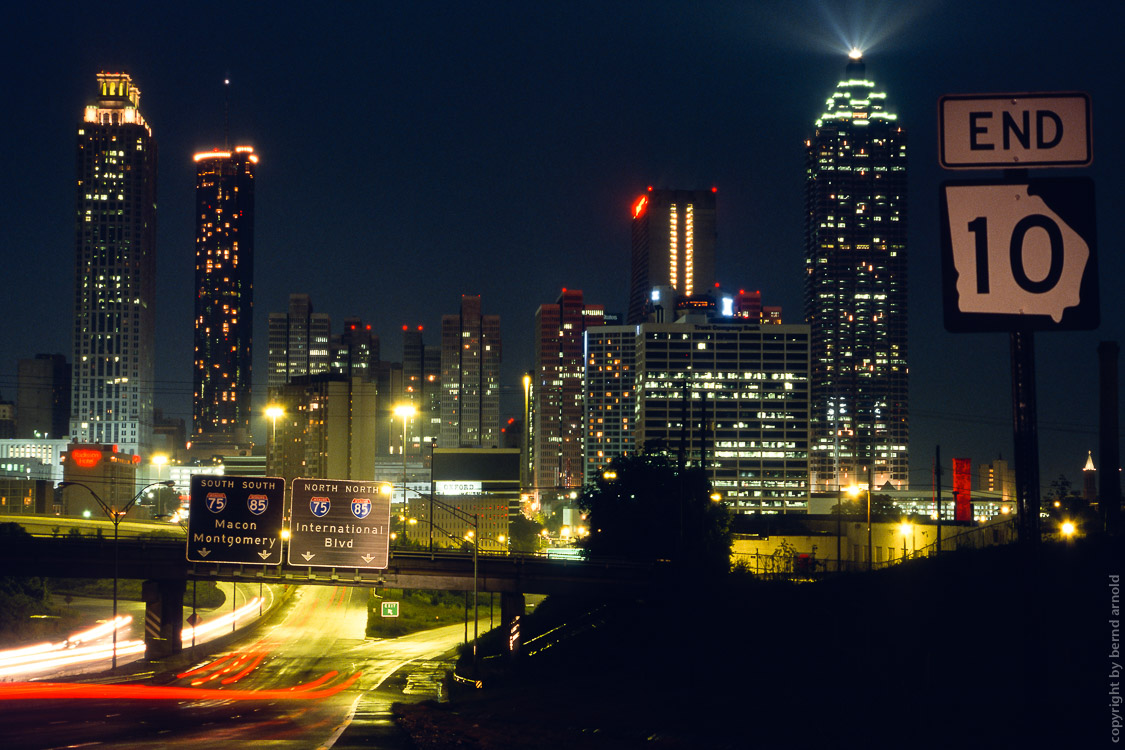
142 579 185 658
500 592 524 658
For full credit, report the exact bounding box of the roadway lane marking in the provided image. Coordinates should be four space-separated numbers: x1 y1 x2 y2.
318 657 420 749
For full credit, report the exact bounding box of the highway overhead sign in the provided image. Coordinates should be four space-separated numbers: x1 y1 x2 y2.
288 478 392 569
940 177 1098 332
939 93 1091 169
186 475 286 564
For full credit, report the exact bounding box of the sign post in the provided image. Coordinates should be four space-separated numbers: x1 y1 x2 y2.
186 476 286 565
288 478 393 569
938 91 1096 545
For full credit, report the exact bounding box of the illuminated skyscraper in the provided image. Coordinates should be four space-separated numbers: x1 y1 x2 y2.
70 72 157 455
532 289 604 495
805 53 908 491
440 295 501 448
627 188 717 324
192 146 257 453
583 324 635 485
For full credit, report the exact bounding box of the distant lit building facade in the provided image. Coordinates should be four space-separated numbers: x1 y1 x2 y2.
192 146 257 453
70 72 158 455
402 325 441 459
330 317 379 381
627 188 717 325
583 324 636 485
270 374 377 482
440 295 501 448
267 293 331 387
805 54 908 492
634 317 811 513
532 289 604 495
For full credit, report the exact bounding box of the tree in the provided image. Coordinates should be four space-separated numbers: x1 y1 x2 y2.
508 514 543 554
578 452 731 576
1045 474 1088 519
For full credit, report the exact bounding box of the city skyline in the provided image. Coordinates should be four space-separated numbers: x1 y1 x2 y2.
3 2 1122 491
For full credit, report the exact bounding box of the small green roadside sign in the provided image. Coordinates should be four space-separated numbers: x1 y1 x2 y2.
381 601 399 618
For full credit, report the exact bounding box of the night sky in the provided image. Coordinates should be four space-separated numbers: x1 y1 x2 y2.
3 1 1121 492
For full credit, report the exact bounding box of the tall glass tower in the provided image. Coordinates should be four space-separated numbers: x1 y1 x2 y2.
192 146 257 453
627 188 717 324
71 72 157 455
440 295 501 448
805 53 908 492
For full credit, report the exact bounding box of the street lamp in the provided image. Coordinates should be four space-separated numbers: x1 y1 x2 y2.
393 404 417 544
265 405 284 474
899 522 912 561
58 479 175 669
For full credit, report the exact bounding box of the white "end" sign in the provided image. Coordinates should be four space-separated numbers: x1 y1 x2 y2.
939 93 1091 169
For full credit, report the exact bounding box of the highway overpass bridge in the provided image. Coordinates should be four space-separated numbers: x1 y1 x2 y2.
0 533 664 658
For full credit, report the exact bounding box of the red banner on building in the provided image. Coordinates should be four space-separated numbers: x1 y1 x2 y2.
953 458 972 521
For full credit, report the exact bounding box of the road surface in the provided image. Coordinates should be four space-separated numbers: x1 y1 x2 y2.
0 585 465 748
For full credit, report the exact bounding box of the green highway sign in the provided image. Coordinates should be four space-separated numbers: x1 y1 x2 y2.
381 601 399 618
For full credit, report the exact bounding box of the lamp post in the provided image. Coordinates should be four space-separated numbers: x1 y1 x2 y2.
393 404 417 544
58 479 175 669
265 404 284 475
425 493 480 677
866 483 872 571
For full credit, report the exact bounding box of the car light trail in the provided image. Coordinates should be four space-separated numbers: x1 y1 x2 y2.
182 596 263 641
0 640 146 678
0 672 363 701
0 616 134 677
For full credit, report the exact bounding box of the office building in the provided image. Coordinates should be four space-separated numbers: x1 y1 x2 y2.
331 317 379 380
805 53 908 491
532 289 604 496
627 188 717 324
17 355 71 440
192 146 257 454
402 325 441 458
634 315 811 513
440 295 501 448
583 324 636 485
70 72 157 455
270 374 377 481
267 293 331 387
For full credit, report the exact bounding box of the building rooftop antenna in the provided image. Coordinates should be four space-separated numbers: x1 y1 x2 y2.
223 76 231 150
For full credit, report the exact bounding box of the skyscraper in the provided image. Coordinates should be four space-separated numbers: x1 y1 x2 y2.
192 146 257 453
634 316 811 513
532 289 604 495
71 72 157 454
627 188 717 324
805 53 908 492
267 294 331 387
583 324 635 485
402 325 441 458
440 295 501 448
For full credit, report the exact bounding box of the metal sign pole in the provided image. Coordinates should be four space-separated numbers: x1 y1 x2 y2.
1010 330 1041 544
